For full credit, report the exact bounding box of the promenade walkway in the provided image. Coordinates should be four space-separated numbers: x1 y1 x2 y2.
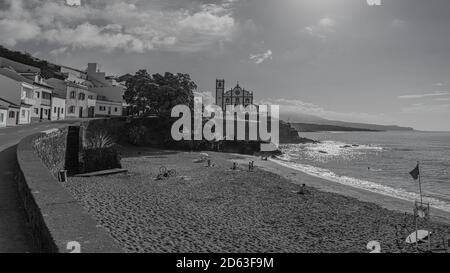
0 121 78 253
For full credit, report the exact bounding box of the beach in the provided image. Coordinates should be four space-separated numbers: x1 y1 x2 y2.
64 147 450 253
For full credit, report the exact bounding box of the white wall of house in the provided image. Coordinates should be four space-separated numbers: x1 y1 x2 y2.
6 108 19 126
18 106 31 125
31 86 52 121
21 83 35 106
0 108 7 127
95 100 123 117
51 97 66 121
65 84 97 119
89 86 124 103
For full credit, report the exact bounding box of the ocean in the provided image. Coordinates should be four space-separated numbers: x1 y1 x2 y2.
273 131 450 212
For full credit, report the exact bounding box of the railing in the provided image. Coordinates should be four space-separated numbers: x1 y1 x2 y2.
22 97 36 106
41 98 51 106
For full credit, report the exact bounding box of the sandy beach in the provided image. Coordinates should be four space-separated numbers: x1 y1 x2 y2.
236 156 450 226
64 147 450 253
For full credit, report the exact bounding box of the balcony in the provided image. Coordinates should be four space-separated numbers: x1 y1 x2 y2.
21 97 36 106
41 92 52 106
41 98 51 106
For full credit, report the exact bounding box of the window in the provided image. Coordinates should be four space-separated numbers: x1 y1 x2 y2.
9 111 15 118
69 106 75 113
34 108 39 115
23 87 33 98
99 106 106 111
245 99 250 104
42 92 51 100
0 113 4 122
61 108 64 114
70 91 76 99
226 98 230 103
54 107 57 113
21 110 26 117
114 107 118 112
78 93 85 100
88 95 93 99
235 98 240 104
35 92 40 99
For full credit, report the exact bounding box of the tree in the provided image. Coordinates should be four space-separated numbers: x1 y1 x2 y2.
124 70 196 117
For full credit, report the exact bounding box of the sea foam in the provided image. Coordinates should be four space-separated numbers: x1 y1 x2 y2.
270 156 450 212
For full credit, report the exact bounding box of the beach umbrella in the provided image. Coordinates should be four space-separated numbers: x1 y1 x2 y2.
405 230 431 244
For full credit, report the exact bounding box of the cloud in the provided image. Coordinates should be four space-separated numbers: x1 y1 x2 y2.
194 91 215 106
250 49 273 64
319 18 336 28
65 0 81 7
398 91 450 99
257 97 389 124
402 103 450 115
0 0 238 53
304 17 336 41
49 47 68 57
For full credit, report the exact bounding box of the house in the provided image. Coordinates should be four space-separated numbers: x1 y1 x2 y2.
85 63 125 117
51 94 66 121
0 67 35 125
95 96 123 117
56 63 125 118
47 77 96 119
0 98 21 126
20 72 54 122
0 105 7 128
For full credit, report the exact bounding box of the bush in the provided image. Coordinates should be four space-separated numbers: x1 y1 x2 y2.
82 147 122 173
84 131 115 149
126 125 148 146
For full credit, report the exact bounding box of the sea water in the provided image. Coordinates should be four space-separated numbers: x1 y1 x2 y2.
273 131 450 211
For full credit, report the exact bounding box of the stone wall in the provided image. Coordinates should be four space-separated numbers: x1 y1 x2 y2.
16 132 123 253
32 128 68 178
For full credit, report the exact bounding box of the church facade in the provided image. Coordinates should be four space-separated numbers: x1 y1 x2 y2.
215 79 254 109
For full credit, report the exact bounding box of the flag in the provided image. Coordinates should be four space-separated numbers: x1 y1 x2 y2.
409 164 420 180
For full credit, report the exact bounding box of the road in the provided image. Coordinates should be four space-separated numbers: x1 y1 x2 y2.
0 121 79 253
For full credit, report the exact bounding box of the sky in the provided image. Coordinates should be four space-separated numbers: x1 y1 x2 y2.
1 0 450 131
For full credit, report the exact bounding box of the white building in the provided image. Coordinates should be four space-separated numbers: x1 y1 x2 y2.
0 105 7 128
0 98 21 126
20 72 54 122
95 96 123 117
47 77 96 119
51 95 66 121
0 67 35 125
57 63 125 118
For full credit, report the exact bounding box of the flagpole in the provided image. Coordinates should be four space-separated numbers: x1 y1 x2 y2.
418 161 423 205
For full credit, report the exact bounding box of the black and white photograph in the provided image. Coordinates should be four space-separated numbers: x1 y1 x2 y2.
1 0 450 262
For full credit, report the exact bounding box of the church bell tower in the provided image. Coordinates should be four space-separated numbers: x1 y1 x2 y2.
216 79 225 109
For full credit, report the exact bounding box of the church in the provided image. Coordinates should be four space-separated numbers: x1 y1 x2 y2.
215 79 254 109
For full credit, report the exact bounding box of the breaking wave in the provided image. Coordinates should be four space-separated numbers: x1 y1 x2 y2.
271 150 450 212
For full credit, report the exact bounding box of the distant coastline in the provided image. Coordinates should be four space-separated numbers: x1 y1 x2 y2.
291 123 381 132
291 122 414 132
